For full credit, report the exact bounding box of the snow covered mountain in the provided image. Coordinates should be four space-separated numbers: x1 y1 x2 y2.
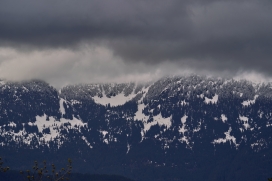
0 76 272 181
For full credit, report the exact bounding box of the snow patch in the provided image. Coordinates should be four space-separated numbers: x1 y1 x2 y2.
221 114 228 123
179 115 190 146
180 100 187 106
197 94 204 99
8 122 16 127
143 114 172 133
70 99 81 105
193 121 201 133
126 143 131 154
133 86 151 139
93 92 136 106
103 139 109 144
212 127 239 148
0 114 87 149
204 94 218 104
100 130 108 137
266 121 272 127
259 112 263 118
34 114 86 142
179 115 188 134
59 98 66 115
251 138 267 152
99 130 109 144
134 87 172 138
134 104 149 122
239 115 250 130
82 136 93 149
242 95 259 106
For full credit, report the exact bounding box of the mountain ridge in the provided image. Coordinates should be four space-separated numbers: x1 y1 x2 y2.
0 75 272 181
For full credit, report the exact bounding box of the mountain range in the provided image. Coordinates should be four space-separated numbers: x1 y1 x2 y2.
0 75 272 181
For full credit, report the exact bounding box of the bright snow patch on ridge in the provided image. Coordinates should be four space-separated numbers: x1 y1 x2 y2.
93 92 137 106
204 94 218 104
242 95 259 106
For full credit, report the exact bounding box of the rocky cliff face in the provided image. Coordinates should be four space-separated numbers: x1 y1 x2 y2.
0 76 272 181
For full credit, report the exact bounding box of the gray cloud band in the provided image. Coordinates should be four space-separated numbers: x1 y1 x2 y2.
1 0 272 76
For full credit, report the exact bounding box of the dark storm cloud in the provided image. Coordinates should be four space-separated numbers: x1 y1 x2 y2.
0 0 189 46
1 0 272 76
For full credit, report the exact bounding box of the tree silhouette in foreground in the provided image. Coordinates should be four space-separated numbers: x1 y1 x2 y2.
0 157 9 173
20 159 72 181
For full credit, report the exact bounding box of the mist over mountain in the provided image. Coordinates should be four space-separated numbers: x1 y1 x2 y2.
0 75 272 181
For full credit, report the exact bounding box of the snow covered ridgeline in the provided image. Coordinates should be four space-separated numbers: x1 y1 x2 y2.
61 76 272 108
1 76 272 153
61 77 272 148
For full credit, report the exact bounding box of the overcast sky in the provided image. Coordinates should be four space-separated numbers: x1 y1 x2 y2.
0 0 272 88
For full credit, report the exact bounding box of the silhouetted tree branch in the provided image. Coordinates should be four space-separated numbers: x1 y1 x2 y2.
0 157 9 173
20 159 72 181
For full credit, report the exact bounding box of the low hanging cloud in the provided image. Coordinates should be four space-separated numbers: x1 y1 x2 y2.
0 45 187 88
0 0 272 86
